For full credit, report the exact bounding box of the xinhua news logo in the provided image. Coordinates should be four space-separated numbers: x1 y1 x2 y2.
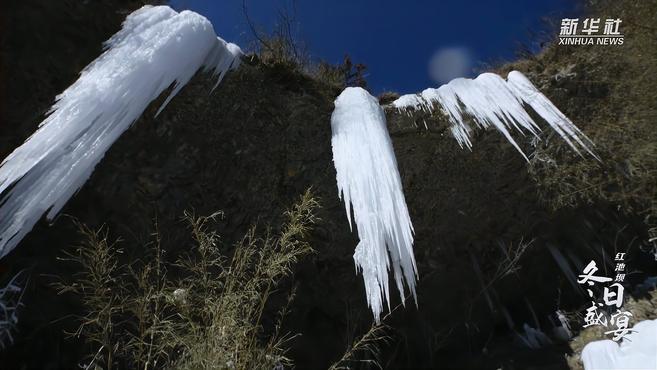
559 18 624 45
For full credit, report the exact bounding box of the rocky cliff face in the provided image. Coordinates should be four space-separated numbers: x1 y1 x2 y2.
1 1 655 369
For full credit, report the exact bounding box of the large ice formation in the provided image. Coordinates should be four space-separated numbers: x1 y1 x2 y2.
0 5 241 257
331 87 418 322
392 71 597 160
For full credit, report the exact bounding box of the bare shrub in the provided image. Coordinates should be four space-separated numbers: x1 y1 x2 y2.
328 320 389 370
243 0 309 68
57 189 319 369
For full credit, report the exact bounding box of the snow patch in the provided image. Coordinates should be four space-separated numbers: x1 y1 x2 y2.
391 71 596 160
0 5 241 258
331 87 418 322
392 94 425 112
582 319 657 369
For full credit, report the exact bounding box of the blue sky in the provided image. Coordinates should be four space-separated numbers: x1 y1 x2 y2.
169 0 581 94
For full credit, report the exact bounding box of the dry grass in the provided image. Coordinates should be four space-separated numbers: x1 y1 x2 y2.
243 0 309 69
241 0 370 90
310 57 369 90
56 189 320 369
328 321 389 370
510 0 657 230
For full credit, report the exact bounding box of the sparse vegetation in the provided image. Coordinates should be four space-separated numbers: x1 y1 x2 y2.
243 0 308 69
377 92 400 106
328 320 389 370
311 55 369 90
242 0 369 90
512 0 657 232
56 190 320 369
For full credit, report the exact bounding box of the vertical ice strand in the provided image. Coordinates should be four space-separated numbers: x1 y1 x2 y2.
331 87 418 322
0 5 242 258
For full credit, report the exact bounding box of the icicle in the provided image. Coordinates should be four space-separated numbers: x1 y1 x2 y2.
469 251 496 314
506 71 597 158
331 87 418 322
391 71 596 160
546 244 585 296
550 310 572 341
517 323 552 349
524 297 541 330
0 5 242 258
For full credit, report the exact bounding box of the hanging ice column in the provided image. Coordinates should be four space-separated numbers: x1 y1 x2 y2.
392 71 597 160
331 87 418 322
0 5 242 258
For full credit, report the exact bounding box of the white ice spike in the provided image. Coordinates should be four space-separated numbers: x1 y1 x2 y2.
0 5 242 258
331 87 418 322
392 71 597 160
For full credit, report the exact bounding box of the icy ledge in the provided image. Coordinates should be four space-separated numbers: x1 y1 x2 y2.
331 87 418 322
392 71 597 161
0 5 242 258
582 319 657 369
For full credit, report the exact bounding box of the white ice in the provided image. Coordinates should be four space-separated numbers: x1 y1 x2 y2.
331 87 418 322
582 319 657 369
391 71 597 160
0 5 242 258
